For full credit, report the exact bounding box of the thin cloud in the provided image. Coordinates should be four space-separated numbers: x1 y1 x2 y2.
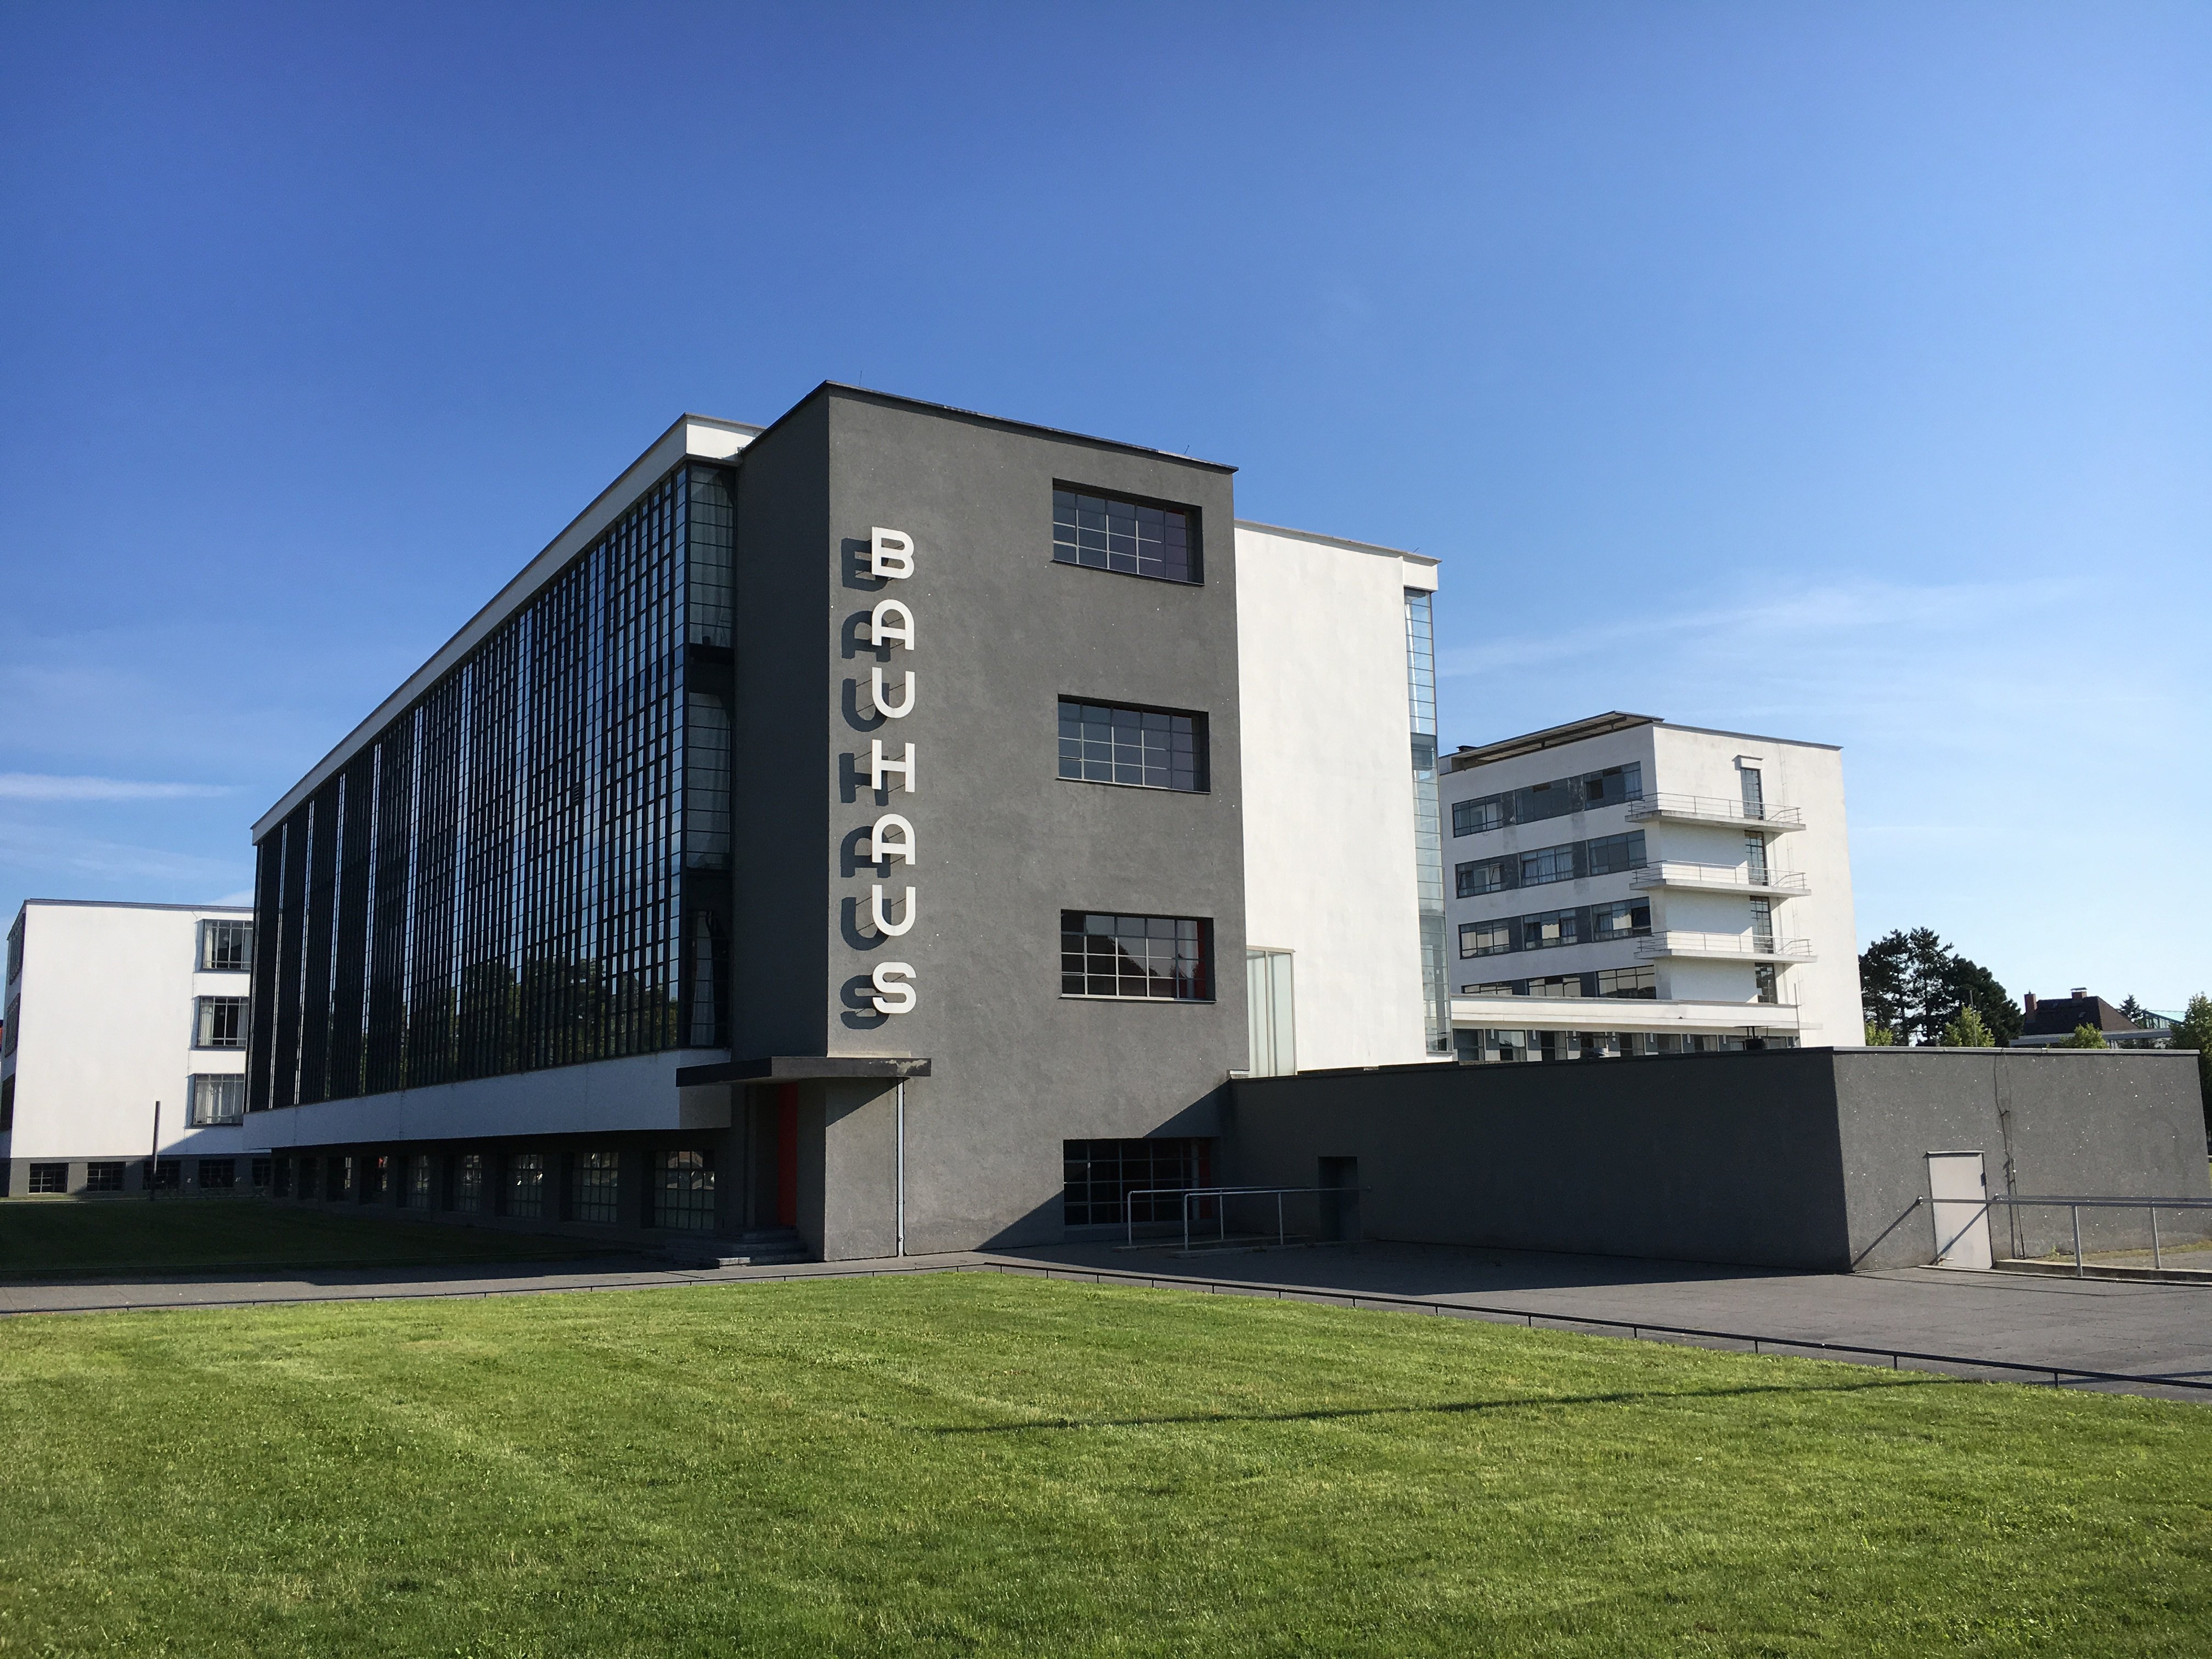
0 774 232 802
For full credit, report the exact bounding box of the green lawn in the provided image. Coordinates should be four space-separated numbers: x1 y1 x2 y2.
0 1199 629 1277
1 1276 2208 1655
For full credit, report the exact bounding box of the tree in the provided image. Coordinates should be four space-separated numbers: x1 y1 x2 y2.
1864 1022 1896 1046
2119 995 2155 1029
2173 994 2212 1137
1941 1007 1995 1047
2062 1024 2109 1049
1859 928 2023 1047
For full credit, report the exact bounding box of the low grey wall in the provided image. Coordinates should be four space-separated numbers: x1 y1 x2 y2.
1224 1048 1856 1271
1835 1049 2210 1269
1222 1048 2209 1273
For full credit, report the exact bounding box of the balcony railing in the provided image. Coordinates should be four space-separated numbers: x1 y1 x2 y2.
1626 793 1805 830
1635 931 1816 963
1629 861 1810 895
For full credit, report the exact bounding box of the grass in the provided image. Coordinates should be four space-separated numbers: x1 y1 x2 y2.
1 1274 2209 1656
0 1199 627 1277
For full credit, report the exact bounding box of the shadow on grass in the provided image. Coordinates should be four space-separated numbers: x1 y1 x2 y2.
928 1375 1951 1435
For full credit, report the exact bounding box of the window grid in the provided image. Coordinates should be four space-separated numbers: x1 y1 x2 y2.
1060 912 1212 1001
1452 764 1644 836
198 919 252 972
572 1151 620 1223
194 997 248 1049
85 1163 125 1193
653 1150 716 1231
188 1074 245 1125
1051 489 1197 583
1057 701 1205 792
1063 1137 1213 1227
27 1163 66 1195
506 1153 546 1218
1458 900 1651 959
249 465 733 1110
198 1159 236 1190
454 1153 483 1214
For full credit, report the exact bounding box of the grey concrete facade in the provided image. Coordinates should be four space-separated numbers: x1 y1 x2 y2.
1222 1048 2210 1272
253 387 1250 1261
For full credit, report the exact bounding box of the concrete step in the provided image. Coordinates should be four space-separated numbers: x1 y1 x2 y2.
662 1227 811 1270
1995 1257 2212 1286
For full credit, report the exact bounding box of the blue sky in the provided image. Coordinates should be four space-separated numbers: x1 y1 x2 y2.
2 2 2207 1008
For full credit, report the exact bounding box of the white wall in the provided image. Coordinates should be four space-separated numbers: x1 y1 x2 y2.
251 1048 733 1148
1235 524 1434 1070
1649 725 1863 1043
2 902 252 1163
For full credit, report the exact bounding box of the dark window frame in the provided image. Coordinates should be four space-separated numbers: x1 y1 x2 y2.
1059 911 1215 1002
1051 484 1203 586
198 918 253 973
1057 698 1210 794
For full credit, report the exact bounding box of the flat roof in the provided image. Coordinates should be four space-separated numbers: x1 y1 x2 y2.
15 899 251 915
1233 518 1439 566
1445 712 1842 772
760 381 1239 474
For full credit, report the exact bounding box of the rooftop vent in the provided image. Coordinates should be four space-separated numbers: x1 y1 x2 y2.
2070 987 2088 998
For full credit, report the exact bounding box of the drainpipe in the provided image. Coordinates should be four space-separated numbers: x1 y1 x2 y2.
895 1080 906 1257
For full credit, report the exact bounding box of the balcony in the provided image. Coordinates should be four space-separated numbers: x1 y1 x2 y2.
1635 931 1816 963
1629 861 1810 897
1626 792 1805 832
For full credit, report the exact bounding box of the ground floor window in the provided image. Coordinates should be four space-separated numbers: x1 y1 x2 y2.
506 1153 546 1218
152 1159 182 1190
572 1152 619 1224
1063 1138 1212 1228
187 1073 245 1126
332 1156 355 1200
653 1151 715 1231
86 1161 126 1193
251 1158 272 1191
27 1162 66 1194
365 1155 389 1202
454 1154 482 1214
404 1156 432 1209
198 1159 235 1189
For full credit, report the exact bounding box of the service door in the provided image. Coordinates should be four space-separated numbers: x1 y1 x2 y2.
1927 1151 1992 1269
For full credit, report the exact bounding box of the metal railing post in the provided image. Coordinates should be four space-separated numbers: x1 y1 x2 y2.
2072 1205 2084 1278
2151 1205 2162 1271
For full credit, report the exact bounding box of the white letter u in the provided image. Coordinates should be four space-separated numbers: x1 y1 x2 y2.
871 884 916 936
871 667 916 718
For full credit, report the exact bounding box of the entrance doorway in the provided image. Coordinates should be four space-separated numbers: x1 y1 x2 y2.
1319 1156 1360 1243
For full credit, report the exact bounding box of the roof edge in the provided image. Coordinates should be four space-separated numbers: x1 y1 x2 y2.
1234 518 1437 565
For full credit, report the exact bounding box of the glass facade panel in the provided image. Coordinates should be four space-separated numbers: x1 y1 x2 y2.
249 465 737 1112
1405 590 1449 1053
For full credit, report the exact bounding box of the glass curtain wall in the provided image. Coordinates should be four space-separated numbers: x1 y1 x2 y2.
248 464 737 1112
1404 589 1451 1053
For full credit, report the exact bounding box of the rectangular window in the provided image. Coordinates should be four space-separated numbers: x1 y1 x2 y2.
572 1151 620 1224
365 1155 388 1201
274 1158 292 1197
194 997 247 1049
1756 964 1780 1005
1584 831 1646 877
1519 845 1576 885
84 1162 125 1193
1459 921 1512 958
1526 974 1582 998
187 1074 245 1126
1749 897 1775 949
1452 797 1503 836
1520 909 1579 950
653 1150 716 1231
4 912 20 985
198 919 252 973
250 1158 272 1190
454 1153 483 1215
198 1159 236 1190
332 1155 354 1199
1589 900 1652 942
1060 912 1212 1001
404 1156 432 1209
296 1156 317 1199
28 1162 67 1194
1740 766 1765 817
1745 834 1769 884
1455 857 1508 898
1462 980 1518 996
0 1074 12 1131
4 996 19 1056
1063 1137 1212 1227
1051 488 1198 584
152 1159 182 1190
1057 701 1206 792
506 1153 545 1218
1595 966 1658 999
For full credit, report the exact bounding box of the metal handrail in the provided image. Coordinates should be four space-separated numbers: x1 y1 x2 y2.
1635 931 1814 960
1123 1186 1356 1252
1629 861 1810 894
1627 792 1804 827
1935 1193 2212 1277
